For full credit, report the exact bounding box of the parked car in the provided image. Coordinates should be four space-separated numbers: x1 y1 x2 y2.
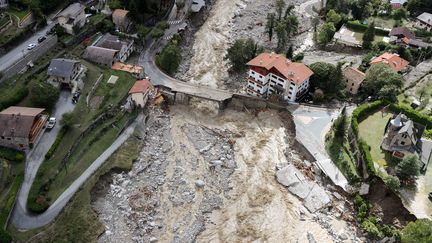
27 43 36 50
46 117 56 129
38 36 46 43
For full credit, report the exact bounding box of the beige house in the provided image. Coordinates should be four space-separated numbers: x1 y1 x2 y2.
0 106 48 150
57 3 86 34
112 9 132 33
129 79 154 108
342 67 365 95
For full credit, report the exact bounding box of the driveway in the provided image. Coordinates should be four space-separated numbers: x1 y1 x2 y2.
0 22 56 73
11 91 75 228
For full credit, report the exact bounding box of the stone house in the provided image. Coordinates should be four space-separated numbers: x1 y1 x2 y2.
415 12 432 32
0 106 48 150
342 67 365 95
57 3 86 34
47 59 81 88
112 9 132 33
129 79 154 108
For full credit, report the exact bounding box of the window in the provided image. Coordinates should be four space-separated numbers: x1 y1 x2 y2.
350 88 353 91
352 83 354 86
277 83 283 87
19 144 24 148
0 136 3 139
7 137 11 140
289 86 293 90
401 141 405 145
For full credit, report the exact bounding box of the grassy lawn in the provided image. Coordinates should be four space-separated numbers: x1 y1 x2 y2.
359 111 393 168
353 31 386 43
7 8 30 20
9 134 143 242
398 74 432 116
89 13 106 25
369 16 407 30
27 61 137 211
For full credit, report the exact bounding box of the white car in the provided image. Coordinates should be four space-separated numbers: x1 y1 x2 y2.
27 43 36 50
46 117 56 129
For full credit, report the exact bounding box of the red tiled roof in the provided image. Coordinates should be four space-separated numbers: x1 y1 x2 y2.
246 53 314 85
129 79 154 94
370 52 409 72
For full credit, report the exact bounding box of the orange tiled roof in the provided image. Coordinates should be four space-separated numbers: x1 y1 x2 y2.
246 53 314 85
343 67 365 85
129 79 154 94
370 52 409 72
112 9 129 18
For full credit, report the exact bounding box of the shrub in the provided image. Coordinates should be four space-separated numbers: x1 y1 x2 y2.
44 127 67 160
0 146 25 162
362 219 384 239
351 100 385 136
359 138 376 176
383 175 400 191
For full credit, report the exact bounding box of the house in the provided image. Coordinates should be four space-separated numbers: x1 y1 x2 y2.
47 58 81 88
0 106 48 150
400 37 429 49
0 0 8 8
246 53 314 102
370 52 409 72
129 79 155 108
112 62 144 79
112 9 132 33
83 33 134 67
390 0 407 9
333 25 361 47
415 12 432 32
57 3 86 34
342 67 365 95
381 113 432 170
389 27 415 39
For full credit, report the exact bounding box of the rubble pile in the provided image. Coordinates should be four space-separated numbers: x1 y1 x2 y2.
94 108 236 243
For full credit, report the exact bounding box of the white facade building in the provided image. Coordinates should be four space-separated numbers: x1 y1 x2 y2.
246 53 314 102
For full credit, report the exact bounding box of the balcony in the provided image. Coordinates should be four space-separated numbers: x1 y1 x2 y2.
247 76 267 86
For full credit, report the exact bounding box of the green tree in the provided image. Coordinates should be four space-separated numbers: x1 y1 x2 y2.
401 219 432 242
265 13 276 41
275 0 286 21
101 19 115 33
72 23 81 35
318 22 336 46
384 175 401 191
333 107 347 140
284 15 299 37
326 9 342 25
54 24 65 36
275 22 288 51
61 112 74 130
309 62 345 97
286 45 294 59
149 27 164 38
284 5 295 19
393 8 407 20
362 63 404 101
156 41 181 75
225 38 262 72
109 0 123 9
362 21 376 49
29 81 59 110
396 154 421 180
312 16 320 32
293 52 304 62
136 24 151 38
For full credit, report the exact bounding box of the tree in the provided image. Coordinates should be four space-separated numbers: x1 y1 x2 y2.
362 64 404 101
401 219 432 242
275 22 288 51
284 15 299 37
29 81 59 110
286 45 294 59
318 22 336 46
333 107 347 140
156 41 181 75
136 24 151 38
362 21 376 49
396 154 421 180
275 0 286 21
309 62 345 97
383 175 400 191
351 0 369 20
293 52 304 62
109 0 123 9
417 82 431 102
72 23 81 35
61 112 74 130
393 7 407 20
225 38 262 72
54 24 65 36
284 5 295 19
149 27 164 38
265 13 276 41
312 16 320 32
101 19 114 33
326 9 342 25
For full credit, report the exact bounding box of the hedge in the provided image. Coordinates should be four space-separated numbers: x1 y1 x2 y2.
358 138 377 176
0 146 25 162
388 104 432 128
346 20 390 36
44 127 68 160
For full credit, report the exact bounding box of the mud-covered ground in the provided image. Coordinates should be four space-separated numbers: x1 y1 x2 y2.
93 106 363 242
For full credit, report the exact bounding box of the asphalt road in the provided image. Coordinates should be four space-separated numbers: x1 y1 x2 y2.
11 113 143 229
0 22 55 73
11 91 75 229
